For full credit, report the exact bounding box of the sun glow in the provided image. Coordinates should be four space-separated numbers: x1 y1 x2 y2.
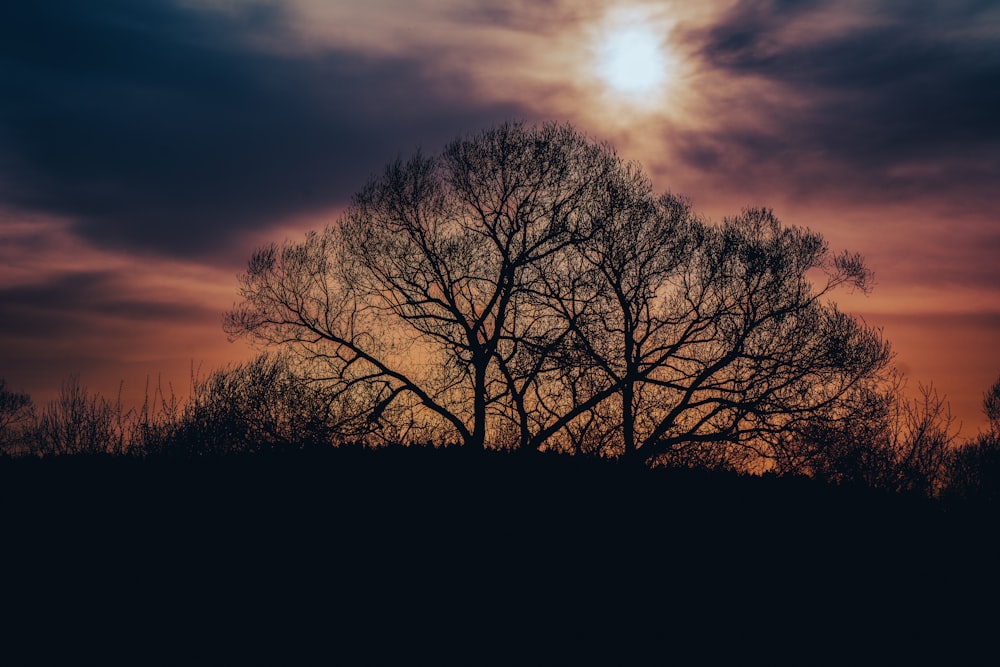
598 25 669 96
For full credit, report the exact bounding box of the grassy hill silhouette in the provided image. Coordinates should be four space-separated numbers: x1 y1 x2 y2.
2 445 997 665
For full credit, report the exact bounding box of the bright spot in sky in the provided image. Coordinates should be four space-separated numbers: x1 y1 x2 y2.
597 25 669 97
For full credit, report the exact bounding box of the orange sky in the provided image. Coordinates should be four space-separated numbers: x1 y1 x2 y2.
1 0 998 437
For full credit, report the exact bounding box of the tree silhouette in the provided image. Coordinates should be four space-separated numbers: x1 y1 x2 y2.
226 121 891 466
946 373 1000 502
0 378 34 455
785 375 957 496
227 122 631 450
33 375 125 456
984 374 1000 430
165 353 337 454
545 205 892 466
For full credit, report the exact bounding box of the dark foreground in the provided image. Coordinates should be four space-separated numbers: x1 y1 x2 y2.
2 446 998 665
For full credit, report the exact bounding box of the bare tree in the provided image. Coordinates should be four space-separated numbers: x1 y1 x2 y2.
984 374 1000 432
635 209 890 466
30 375 124 456
945 373 1000 502
532 206 892 466
160 353 338 454
226 122 630 450
0 378 34 455
783 373 958 496
888 383 957 496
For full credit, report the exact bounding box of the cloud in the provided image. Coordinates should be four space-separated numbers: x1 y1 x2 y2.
0 271 218 337
674 0 1000 207
0 0 525 260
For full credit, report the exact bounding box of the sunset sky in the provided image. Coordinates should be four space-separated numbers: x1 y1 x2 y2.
1 0 998 436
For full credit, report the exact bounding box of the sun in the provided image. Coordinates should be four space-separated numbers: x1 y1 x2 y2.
597 23 670 98
597 26 667 95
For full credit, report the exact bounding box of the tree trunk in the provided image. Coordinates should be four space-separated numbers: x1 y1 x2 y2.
623 379 636 461
470 359 488 451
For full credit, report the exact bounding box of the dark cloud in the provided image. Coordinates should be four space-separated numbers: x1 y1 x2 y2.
0 0 524 260
680 0 1000 204
0 271 218 339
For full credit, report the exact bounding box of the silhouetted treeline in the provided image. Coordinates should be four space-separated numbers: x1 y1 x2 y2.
0 355 330 458
3 360 998 505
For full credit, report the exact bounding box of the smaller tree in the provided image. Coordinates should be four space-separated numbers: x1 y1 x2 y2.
0 379 34 455
778 374 958 497
165 353 338 455
944 373 1000 502
984 375 1000 432
886 382 957 497
32 375 124 456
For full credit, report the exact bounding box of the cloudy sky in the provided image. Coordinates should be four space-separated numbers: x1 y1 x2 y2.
1 0 998 434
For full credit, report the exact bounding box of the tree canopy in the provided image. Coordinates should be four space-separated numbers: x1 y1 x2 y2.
225 121 891 467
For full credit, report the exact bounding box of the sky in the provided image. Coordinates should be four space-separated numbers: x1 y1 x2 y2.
1 0 998 437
